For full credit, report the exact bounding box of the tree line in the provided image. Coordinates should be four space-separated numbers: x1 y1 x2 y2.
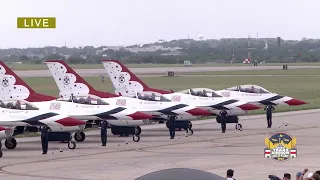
1 38 320 64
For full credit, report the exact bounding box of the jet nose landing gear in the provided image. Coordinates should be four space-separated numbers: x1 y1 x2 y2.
68 141 76 149
235 123 243 131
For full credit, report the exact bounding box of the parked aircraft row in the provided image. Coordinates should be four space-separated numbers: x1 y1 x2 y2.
0 60 307 157
47 59 306 130
102 60 306 128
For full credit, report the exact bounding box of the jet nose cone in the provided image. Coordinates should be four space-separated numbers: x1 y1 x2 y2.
55 117 86 126
186 108 213 116
0 126 6 131
127 112 153 120
237 103 261 110
285 98 307 106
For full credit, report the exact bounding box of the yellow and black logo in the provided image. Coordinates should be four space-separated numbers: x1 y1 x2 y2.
264 132 297 161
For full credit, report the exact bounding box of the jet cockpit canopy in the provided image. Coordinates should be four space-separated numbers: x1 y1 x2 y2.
57 95 109 105
0 99 39 110
127 91 171 102
178 88 222 97
225 85 271 94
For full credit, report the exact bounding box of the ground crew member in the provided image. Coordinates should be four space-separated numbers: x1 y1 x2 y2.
0 142 3 158
219 110 228 133
264 105 275 128
41 126 49 154
169 116 176 139
101 120 108 146
100 75 105 83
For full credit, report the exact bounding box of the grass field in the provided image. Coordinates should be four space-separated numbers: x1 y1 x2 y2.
22 68 320 115
8 62 320 70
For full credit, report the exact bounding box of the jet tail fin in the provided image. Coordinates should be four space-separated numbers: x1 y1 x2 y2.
45 60 118 98
101 60 171 96
0 61 56 102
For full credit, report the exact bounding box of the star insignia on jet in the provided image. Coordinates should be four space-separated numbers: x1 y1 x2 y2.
2 77 9 87
118 74 125 83
63 76 70 85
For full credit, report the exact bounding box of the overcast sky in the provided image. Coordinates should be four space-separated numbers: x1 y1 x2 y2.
0 0 319 48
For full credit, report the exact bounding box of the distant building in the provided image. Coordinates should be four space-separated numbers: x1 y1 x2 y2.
125 45 182 53
161 51 183 56
103 46 124 51
96 50 103 55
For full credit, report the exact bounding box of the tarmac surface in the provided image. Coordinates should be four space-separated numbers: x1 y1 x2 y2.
14 65 320 77
1 109 320 180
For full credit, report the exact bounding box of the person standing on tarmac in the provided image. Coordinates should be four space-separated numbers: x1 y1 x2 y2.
169 116 176 139
264 105 275 128
0 142 3 158
41 126 49 154
219 110 228 133
101 120 108 146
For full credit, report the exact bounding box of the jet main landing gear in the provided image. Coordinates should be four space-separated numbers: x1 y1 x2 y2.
74 131 86 142
135 126 141 136
5 138 17 149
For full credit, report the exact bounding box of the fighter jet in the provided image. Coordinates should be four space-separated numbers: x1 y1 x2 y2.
0 102 86 150
101 60 262 130
44 60 215 133
0 61 153 143
177 86 307 108
214 85 307 107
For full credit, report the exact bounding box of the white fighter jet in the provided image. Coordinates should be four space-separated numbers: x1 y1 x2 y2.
0 102 86 150
213 85 306 107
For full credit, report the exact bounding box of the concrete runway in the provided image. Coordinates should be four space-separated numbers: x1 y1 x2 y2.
14 65 320 77
1 109 320 180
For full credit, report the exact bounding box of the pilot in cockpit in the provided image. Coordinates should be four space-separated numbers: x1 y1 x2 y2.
68 94 74 102
0 101 5 108
190 89 195 95
202 90 208 97
15 100 21 109
151 93 156 101
84 97 91 104
196 91 202 96
137 92 142 99
73 97 79 103
250 86 255 93
78 98 85 104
